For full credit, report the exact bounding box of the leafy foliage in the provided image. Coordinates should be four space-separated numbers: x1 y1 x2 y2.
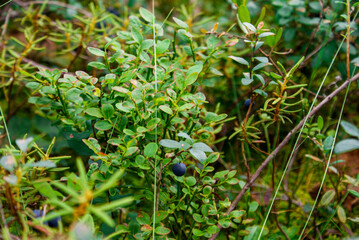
0 0 359 239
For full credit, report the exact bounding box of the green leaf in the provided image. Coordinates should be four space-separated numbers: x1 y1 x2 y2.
317 116 324 130
159 139 182 149
226 178 239 184
255 7 266 26
214 170 229 179
137 212 151 225
348 189 359 198
252 62 268 71
206 152 219 163
178 103 194 111
185 176 196 186
88 62 107 70
218 218 232 228
192 229 204 236
207 225 219 234
258 32 275 38
156 39 170 54
147 118 161 129
185 72 199 86
95 120 112 131
173 17 188 29
229 56 249 66
139 7 153 22
88 47 105 57
131 27 143 43
153 211 168 223
189 148 207 162
249 201 259 212
275 27 283 44
155 226 171 235
187 64 203 75
287 56 304 77
230 210 245 219
34 182 57 199
319 190 335 206
52 181 80 198
254 89 267 97
144 142 158 158
177 132 192 141
337 206 346 223
124 129 136 136
159 105 173 115
334 139 359 154
112 86 130 94
193 213 204 223
192 142 213 152
101 104 115 119
125 147 138 156
340 120 359 138
83 138 101 153
89 207 114 227
85 108 103 118
137 126 147 133
175 70 186 90
323 136 334 151
203 186 212 196
96 196 134 212
94 168 125 197
242 78 253 85
238 5 251 23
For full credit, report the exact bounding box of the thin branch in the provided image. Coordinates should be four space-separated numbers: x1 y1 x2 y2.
209 73 359 239
0 8 12 42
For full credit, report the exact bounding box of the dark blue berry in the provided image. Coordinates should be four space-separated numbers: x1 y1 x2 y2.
33 209 48 226
33 209 43 218
172 162 186 176
47 215 61 228
244 99 251 108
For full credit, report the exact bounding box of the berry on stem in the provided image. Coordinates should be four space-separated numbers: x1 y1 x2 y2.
172 162 186 176
33 209 43 218
244 99 251 108
244 98 256 108
47 215 61 228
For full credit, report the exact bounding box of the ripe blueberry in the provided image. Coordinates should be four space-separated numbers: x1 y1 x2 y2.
47 214 61 228
172 162 186 176
33 209 43 218
32 209 48 226
244 99 252 108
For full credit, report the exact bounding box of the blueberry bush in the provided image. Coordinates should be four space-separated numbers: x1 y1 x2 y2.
1 0 359 239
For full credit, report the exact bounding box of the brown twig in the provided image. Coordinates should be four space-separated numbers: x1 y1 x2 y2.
0 8 12 43
241 141 250 180
209 73 359 239
26 221 51 236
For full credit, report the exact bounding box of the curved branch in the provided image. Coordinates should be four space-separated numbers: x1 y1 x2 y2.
209 72 359 239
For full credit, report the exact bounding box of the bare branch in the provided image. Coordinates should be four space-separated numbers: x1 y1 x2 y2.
209 73 359 239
